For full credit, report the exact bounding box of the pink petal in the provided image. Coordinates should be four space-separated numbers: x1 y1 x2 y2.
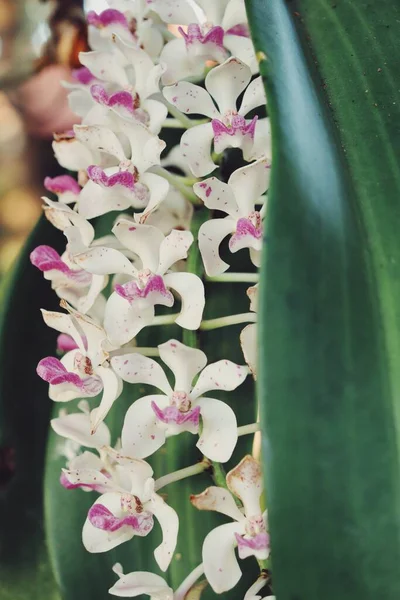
37 356 83 387
87 165 137 191
30 245 91 284
225 24 250 37
88 503 154 534
87 9 128 29
90 84 136 115
56 333 79 353
115 275 174 308
71 66 97 85
151 401 200 428
44 175 80 196
229 215 263 253
234 532 270 560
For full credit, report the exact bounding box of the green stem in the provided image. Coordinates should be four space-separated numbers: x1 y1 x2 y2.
155 459 210 491
163 118 209 129
151 166 201 204
200 312 257 330
206 272 259 283
238 422 261 436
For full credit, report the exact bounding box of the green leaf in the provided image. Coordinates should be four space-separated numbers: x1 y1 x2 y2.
246 0 400 598
0 216 63 599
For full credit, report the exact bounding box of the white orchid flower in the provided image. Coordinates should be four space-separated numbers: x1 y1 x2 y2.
191 455 269 593
70 453 179 572
163 57 269 176
36 305 122 431
109 563 174 599
154 0 257 83
112 339 247 462
93 220 205 345
74 121 168 222
240 284 258 379
194 158 269 273
66 37 167 135
244 576 274 600
86 8 136 53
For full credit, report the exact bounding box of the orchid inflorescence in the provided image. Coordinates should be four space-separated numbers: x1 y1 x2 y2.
32 1 272 597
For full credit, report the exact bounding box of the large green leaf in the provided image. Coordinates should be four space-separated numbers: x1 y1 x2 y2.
0 216 63 599
246 0 400 598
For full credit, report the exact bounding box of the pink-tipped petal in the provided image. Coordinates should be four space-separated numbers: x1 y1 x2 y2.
88 503 154 534
87 9 129 29
229 215 263 253
44 175 80 196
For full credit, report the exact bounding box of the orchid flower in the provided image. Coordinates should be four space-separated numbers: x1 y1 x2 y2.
240 284 258 379
109 564 174 599
97 220 205 345
111 339 247 462
194 158 269 273
154 0 257 83
244 577 275 600
191 455 269 593
35 197 108 315
74 121 168 221
66 40 167 135
163 57 269 176
70 453 178 571
37 305 122 432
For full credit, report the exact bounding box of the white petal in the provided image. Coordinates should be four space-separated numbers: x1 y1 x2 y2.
41 309 84 352
104 292 155 345
51 411 111 448
79 50 128 87
191 486 243 521
147 0 198 24
124 121 165 173
192 360 248 398
136 172 169 222
74 124 125 162
78 179 132 219
90 367 123 432
157 229 193 275
111 353 172 395
250 247 262 268
193 177 239 217
161 143 192 177
180 123 215 177
239 77 267 116
82 492 135 553
72 246 136 277
63 465 118 492
112 220 163 272
149 493 179 571
247 118 272 161
109 570 172 598
226 455 263 517
229 158 270 216
160 38 201 86
240 323 257 379
163 82 218 119
78 274 108 315
196 397 237 462
60 304 106 361
197 0 229 23
145 188 193 234
158 339 206 392
43 198 95 246
244 577 272 600
202 522 243 593
205 57 251 115
52 138 95 172
223 34 258 75
142 99 168 134
198 218 236 276
68 451 103 471
121 395 168 458
221 0 247 29
163 272 205 330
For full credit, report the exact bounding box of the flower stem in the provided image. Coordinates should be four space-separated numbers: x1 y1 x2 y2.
238 422 260 436
200 312 257 330
163 118 209 129
151 166 201 204
108 346 160 358
162 100 196 129
206 272 259 283
174 564 205 600
150 313 180 326
155 459 210 491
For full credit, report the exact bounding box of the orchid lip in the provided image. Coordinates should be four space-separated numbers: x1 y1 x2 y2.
151 401 201 427
212 115 258 139
87 9 129 30
30 245 92 284
90 84 139 115
44 175 81 196
88 503 154 534
87 165 138 191
235 531 270 558
178 24 225 48
115 275 174 307
72 66 97 85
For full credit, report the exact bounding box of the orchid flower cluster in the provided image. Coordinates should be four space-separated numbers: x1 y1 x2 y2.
32 1 272 597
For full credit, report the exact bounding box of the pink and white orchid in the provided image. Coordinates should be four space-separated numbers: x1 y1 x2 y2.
154 0 257 83
101 220 205 344
37 305 122 431
163 57 269 176
112 339 247 462
77 454 178 571
191 455 269 593
194 158 269 273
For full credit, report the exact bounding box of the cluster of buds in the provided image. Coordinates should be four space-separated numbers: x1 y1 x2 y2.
33 1 272 597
